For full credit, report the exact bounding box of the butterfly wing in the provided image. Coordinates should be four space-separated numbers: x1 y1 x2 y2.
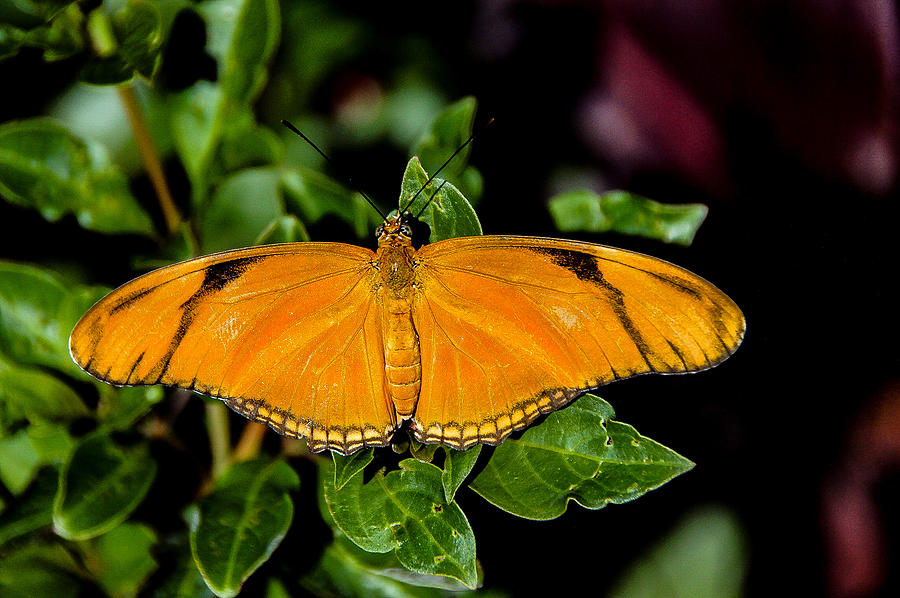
69 243 395 454
410 235 745 449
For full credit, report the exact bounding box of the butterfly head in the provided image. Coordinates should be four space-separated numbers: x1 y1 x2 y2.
376 213 414 248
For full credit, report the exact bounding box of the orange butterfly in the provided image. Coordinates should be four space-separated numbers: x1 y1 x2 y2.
69 210 744 455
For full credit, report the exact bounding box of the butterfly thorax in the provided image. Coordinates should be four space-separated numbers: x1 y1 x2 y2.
375 217 422 419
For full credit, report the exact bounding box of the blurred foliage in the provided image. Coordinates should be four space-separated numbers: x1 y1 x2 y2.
0 1 732 596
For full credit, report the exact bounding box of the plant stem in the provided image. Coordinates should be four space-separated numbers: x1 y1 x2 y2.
205 401 231 480
118 84 181 235
233 422 267 462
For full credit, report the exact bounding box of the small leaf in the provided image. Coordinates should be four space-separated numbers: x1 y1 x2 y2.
608 506 747 598
399 157 481 242
0 541 85 596
188 458 299 598
282 165 379 239
322 457 478 588
332 449 373 491
0 429 42 495
548 190 708 246
469 394 694 520
0 261 107 378
53 434 157 540
0 467 57 548
96 385 165 431
86 522 158 598
0 119 154 235
411 96 480 200
408 437 439 462
253 214 309 245
113 0 166 79
441 445 481 503
22 3 86 61
199 167 284 253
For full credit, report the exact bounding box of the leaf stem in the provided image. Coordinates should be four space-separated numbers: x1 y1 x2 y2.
205 401 231 480
117 84 181 235
232 422 266 462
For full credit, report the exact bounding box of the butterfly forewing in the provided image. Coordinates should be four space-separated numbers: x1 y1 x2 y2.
69 243 397 454
409 236 745 449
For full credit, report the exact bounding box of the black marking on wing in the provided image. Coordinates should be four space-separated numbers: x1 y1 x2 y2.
145 256 264 384
529 246 658 369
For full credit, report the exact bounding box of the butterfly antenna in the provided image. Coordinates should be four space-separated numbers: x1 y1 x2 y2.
413 180 449 219
281 119 387 220
400 116 495 215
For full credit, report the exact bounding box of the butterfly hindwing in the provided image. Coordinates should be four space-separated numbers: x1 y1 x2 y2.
409 235 744 449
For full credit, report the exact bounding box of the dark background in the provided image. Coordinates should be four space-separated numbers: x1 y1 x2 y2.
2 1 899 596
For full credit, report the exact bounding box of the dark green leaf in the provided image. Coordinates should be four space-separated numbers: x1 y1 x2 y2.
608 506 747 598
253 214 310 244
322 457 478 588
469 394 694 520
113 0 166 79
86 522 158 597
282 165 379 239
411 96 480 200
25 423 74 468
0 541 84 597
146 533 215 598
22 3 85 61
78 54 133 85
199 167 284 253
188 459 299 598
0 261 106 378
548 190 709 246
96 385 165 431
441 446 481 503
219 115 283 173
399 157 481 242
0 467 57 548
0 119 155 235
0 25 27 60
332 449 374 491
0 353 88 424
53 434 157 540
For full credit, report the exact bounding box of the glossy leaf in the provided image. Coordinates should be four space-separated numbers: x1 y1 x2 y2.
0 467 57 547
469 394 694 520
608 506 747 598
322 457 478 589
0 119 154 235
85 522 158 597
0 262 107 378
399 157 482 242
53 434 157 540
548 190 708 246
0 541 85 596
281 165 379 239
187 458 299 598
199 167 283 253
441 446 481 503
302 533 477 597
332 449 374 491
0 353 88 423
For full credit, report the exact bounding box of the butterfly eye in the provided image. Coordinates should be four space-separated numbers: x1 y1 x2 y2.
375 225 384 237
400 225 412 237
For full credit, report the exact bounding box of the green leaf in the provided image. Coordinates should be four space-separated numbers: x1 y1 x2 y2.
112 0 166 79
332 449 374 492
22 3 86 61
411 96 481 201
408 437 439 463
187 458 299 598
53 434 157 540
0 541 84 596
441 446 481 503
0 429 41 495
86 522 158 598
0 119 155 235
199 167 284 253
0 261 106 378
322 457 478 589
146 533 215 598
96 385 165 431
399 157 481 242
608 506 747 598
469 394 694 520
302 533 477 597
253 214 310 245
0 353 88 424
548 190 709 246
0 467 57 548
281 165 379 239
218 115 283 173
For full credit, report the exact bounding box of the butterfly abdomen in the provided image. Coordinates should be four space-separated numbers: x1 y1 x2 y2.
382 297 421 418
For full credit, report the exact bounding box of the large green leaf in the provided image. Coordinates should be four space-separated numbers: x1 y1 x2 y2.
281 165 379 239
82 522 158 598
53 434 157 540
0 262 106 378
469 394 694 520
398 157 481 242
187 458 299 598
199 167 283 253
548 190 708 246
0 466 57 548
0 353 88 424
608 506 747 598
0 119 154 235
322 457 478 589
